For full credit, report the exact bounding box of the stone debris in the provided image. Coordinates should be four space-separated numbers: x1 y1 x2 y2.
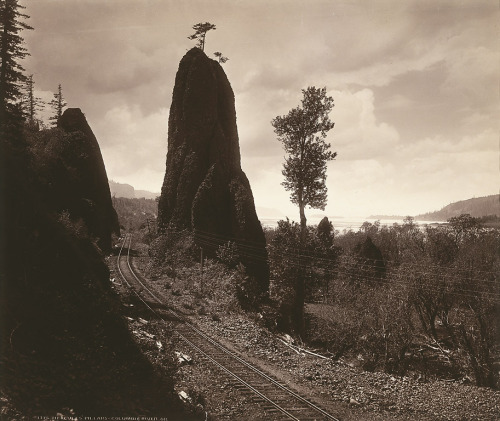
193 313 500 421
176 351 193 366
178 390 191 403
133 330 156 340
156 340 163 352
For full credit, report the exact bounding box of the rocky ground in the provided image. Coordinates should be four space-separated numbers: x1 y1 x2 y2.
114 248 500 421
194 313 500 420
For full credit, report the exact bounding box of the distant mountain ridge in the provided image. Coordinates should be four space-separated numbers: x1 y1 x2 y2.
415 194 499 221
109 180 159 200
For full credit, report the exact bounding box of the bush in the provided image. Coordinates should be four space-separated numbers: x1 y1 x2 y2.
216 241 239 268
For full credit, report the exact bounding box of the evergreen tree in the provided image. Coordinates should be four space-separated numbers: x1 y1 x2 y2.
271 86 336 334
49 83 67 127
187 22 216 52
271 86 336 239
0 0 32 127
213 51 228 64
23 73 44 128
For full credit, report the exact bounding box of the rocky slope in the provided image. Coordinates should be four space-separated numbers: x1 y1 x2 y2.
0 135 187 418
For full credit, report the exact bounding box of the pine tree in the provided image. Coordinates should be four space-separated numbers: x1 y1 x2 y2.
23 74 44 128
271 86 336 335
0 0 33 127
213 51 228 64
187 22 216 52
49 83 67 127
272 86 336 239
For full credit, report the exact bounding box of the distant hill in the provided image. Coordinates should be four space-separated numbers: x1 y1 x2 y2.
256 207 286 219
415 194 499 221
109 180 159 200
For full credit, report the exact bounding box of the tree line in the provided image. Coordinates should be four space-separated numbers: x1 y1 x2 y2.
0 0 67 132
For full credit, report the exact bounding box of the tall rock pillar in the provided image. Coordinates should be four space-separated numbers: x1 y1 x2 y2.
158 48 269 291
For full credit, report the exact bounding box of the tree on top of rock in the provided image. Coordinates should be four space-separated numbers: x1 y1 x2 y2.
187 22 216 52
214 51 228 64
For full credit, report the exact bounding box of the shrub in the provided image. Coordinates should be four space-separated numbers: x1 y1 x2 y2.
216 241 239 268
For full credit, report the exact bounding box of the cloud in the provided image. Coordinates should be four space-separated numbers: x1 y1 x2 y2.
96 105 168 190
331 89 400 160
21 0 498 218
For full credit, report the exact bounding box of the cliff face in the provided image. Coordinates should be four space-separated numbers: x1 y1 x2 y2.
59 109 120 250
158 48 269 287
1 133 178 417
38 108 120 252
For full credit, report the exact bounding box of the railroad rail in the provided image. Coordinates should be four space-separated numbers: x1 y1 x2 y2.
117 233 341 421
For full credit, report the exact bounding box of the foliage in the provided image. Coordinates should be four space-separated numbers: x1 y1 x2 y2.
49 83 67 127
57 209 91 242
234 266 266 311
267 219 339 334
266 214 499 386
0 0 32 127
111 196 157 233
358 284 415 374
216 241 239 268
271 86 336 232
270 86 336 335
213 51 228 63
22 74 44 127
187 22 216 51
3 128 184 417
317 216 334 246
352 236 386 284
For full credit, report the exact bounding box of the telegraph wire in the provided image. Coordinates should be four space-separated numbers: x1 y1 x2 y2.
156 227 500 300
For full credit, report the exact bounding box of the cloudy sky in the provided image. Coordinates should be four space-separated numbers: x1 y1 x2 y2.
22 0 498 219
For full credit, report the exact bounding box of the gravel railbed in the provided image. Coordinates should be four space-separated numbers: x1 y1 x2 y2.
129 251 500 420
193 313 500 421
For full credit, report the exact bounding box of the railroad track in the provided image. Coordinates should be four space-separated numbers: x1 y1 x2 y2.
117 233 341 421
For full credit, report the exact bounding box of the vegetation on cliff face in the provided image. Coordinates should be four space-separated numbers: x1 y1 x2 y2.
112 196 157 236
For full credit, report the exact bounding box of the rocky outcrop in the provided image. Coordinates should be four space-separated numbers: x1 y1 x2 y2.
158 48 269 288
56 108 120 252
1 133 179 417
30 108 119 252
